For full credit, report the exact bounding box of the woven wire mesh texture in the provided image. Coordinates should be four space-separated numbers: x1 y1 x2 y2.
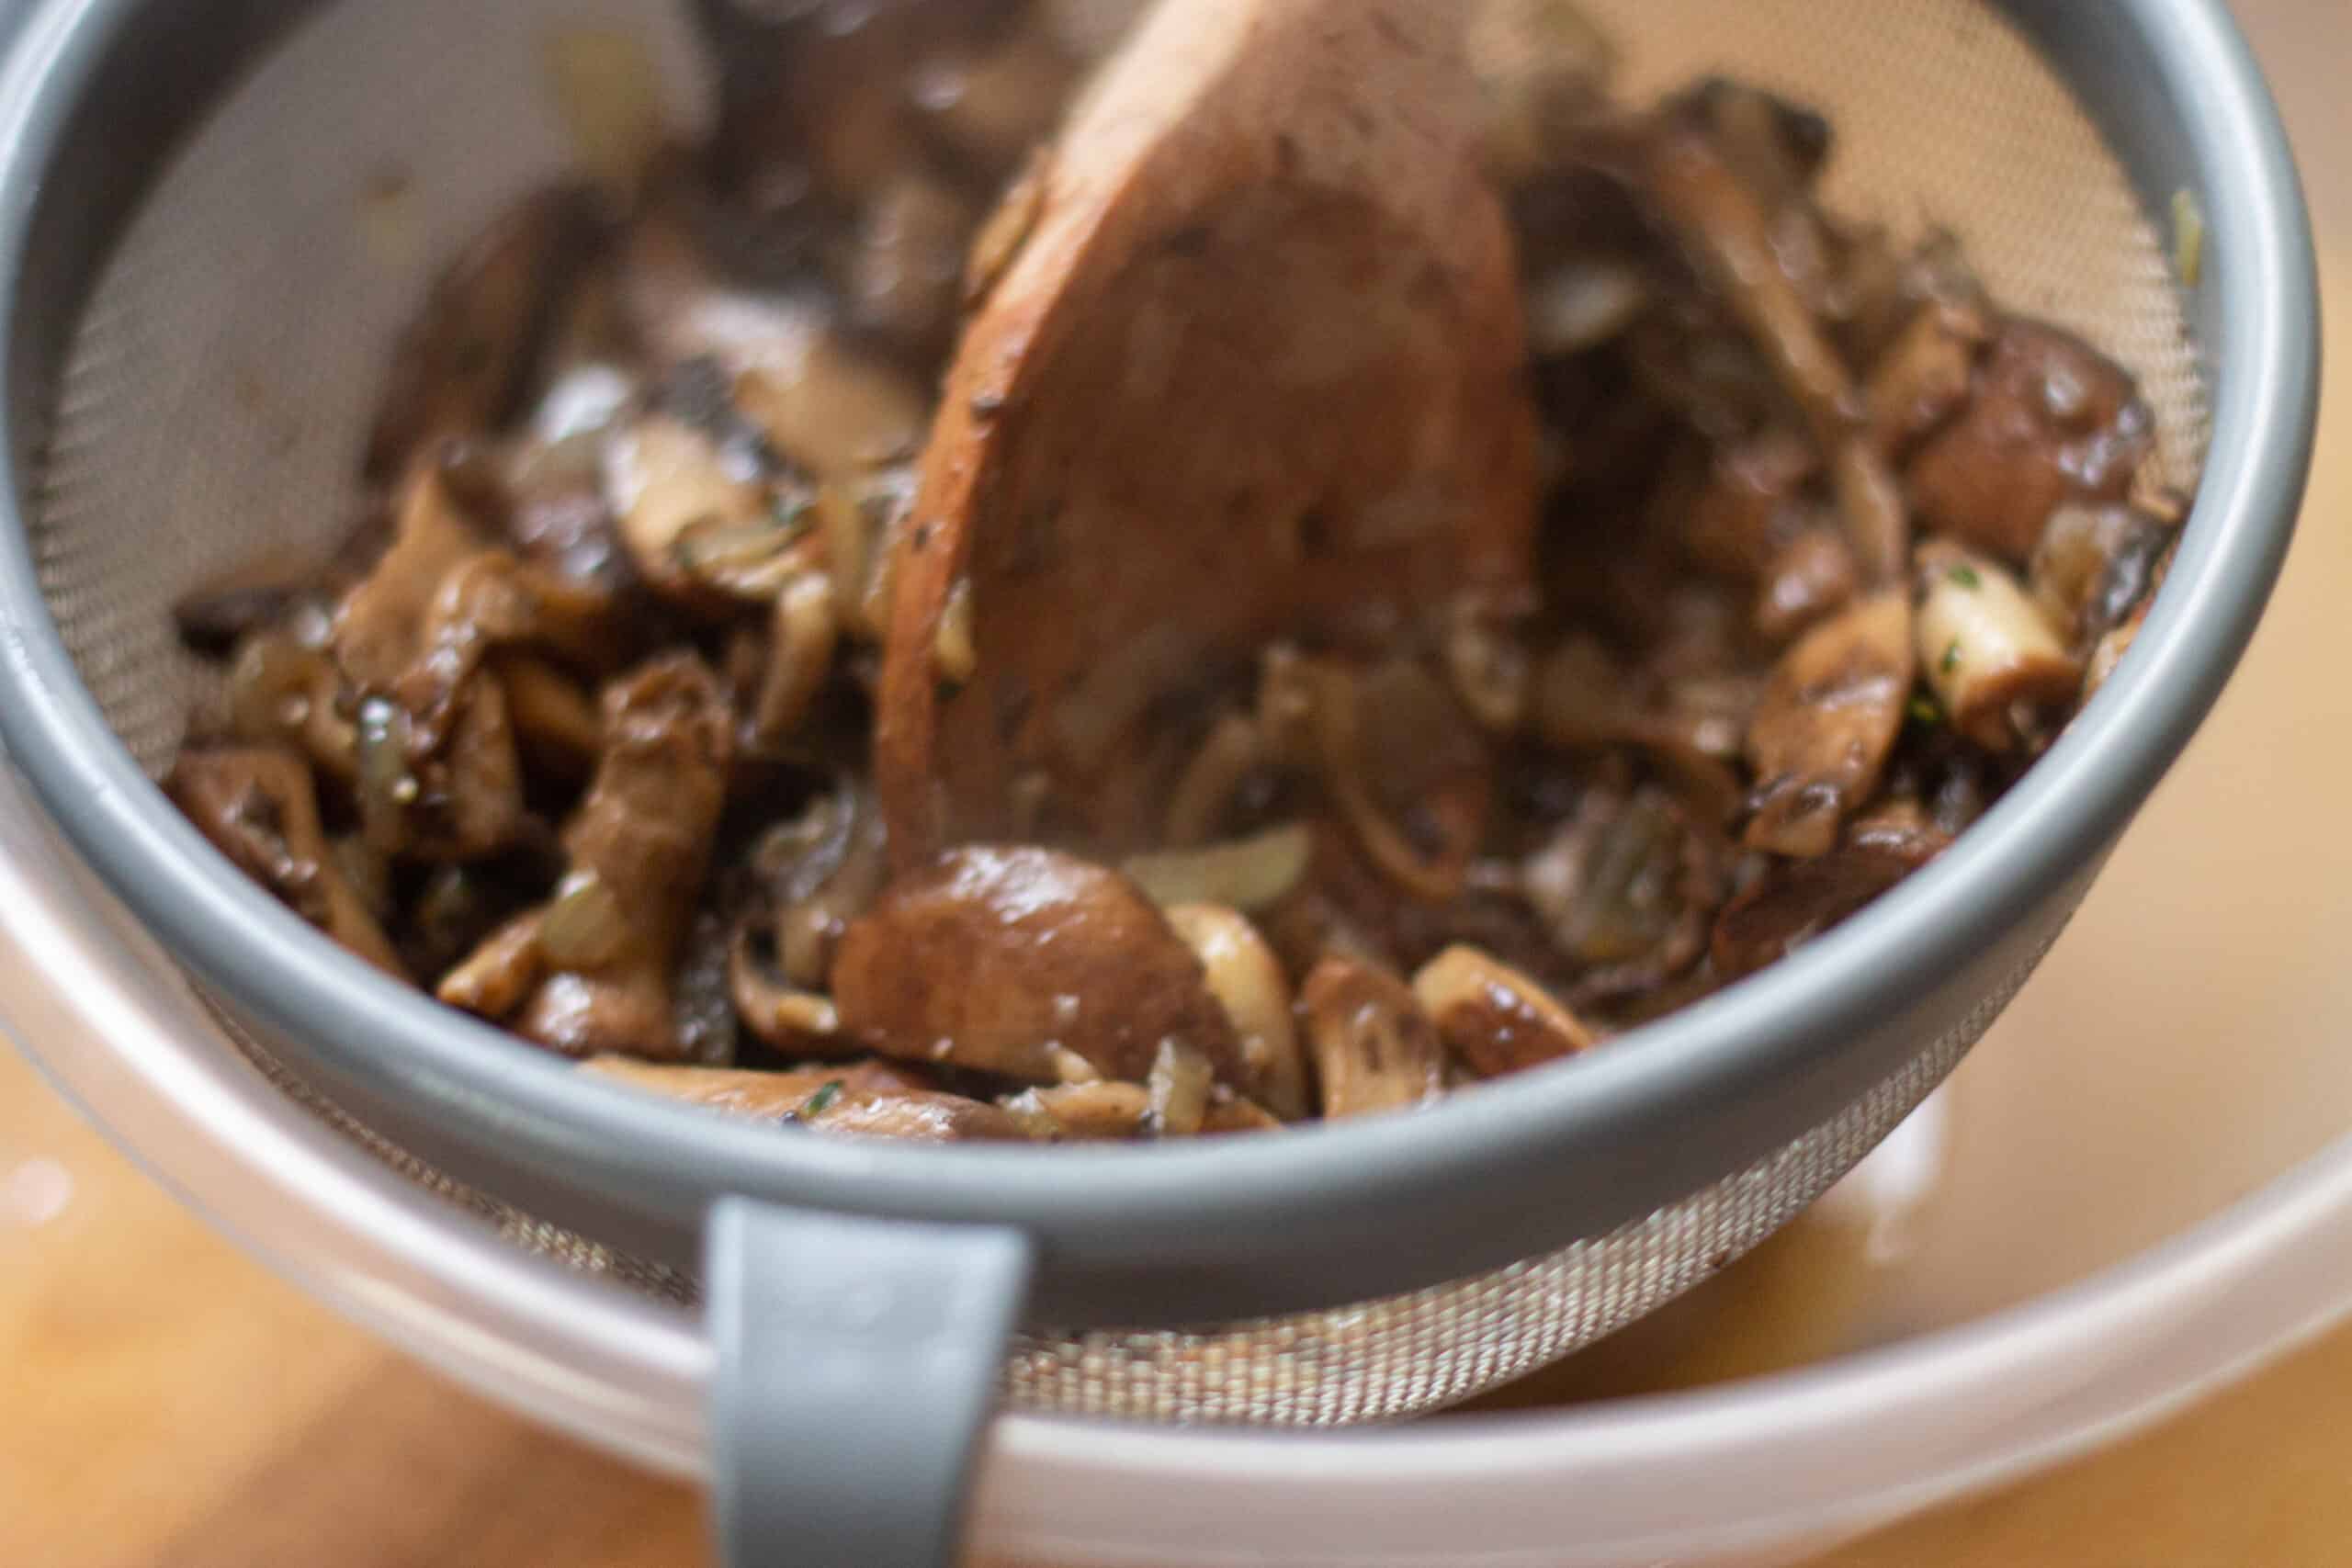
28 0 2195 1422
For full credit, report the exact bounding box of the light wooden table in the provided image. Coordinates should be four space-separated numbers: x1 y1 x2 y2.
5 4 2346 1565
8 940 2352 1568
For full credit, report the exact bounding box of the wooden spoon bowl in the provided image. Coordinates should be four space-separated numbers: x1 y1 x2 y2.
876 0 1539 865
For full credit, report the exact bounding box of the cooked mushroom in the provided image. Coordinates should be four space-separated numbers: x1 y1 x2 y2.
366 186 607 483
1753 526 1860 645
1710 827 1940 982
448 653 734 1059
333 465 533 860
602 412 802 608
1915 539 2078 752
161 19 2190 1149
1267 651 1493 903
495 652 603 777
333 463 488 693
2030 500 2176 647
1744 590 1912 857
582 1056 930 1119
584 1055 1025 1140
1681 429 1817 581
841 174 983 356
742 570 842 750
751 778 891 989
1142 1039 1216 1137
1864 297 1989 456
1643 101 1907 582
1413 945 1596 1079
614 206 930 477
1165 903 1308 1122
435 908 548 1019
167 747 403 974
221 632 358 784
999 1081 1283 1141
1300 956 1447 1121
2081 532 2178 706
1906 320 2156 564
1467 0 1618 185
727 919 849 1056
800 1086 1035 1144
831 846 1246 1085
1521 784 1720 1005
910 17 1080 177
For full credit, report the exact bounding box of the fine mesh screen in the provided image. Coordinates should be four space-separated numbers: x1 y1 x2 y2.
28 0 2195 1422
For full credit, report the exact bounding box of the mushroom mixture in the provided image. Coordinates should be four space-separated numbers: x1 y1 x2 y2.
165 1 2184 1145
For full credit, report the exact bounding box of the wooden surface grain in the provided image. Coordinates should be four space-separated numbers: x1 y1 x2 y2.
5 3 2348 1565
8 1012 2352 1568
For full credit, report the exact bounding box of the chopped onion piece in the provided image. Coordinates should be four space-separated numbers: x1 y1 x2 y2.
1122 824 1313 913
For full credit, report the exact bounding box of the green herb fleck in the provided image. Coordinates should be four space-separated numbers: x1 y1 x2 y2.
1940 640 1963 674
803 1080 845 1117
1947 564 1983 591
1908 694 1943 727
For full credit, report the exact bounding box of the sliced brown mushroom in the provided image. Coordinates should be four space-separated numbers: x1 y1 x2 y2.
2082 531 2178 706
1264 650 1493 903
221 632 359 784
582 1056 930 1117
494 652 603 777
1300 956 1448 1122
2030 500 2176 648
906 17 1080 178
1466 0 1619 186
841 174 984 357
1164 903 1308 1122
830 845 1245 1086
333 463 488 693
1864 296 1990 457
750 779 892 991
445 654 734 1059
1753 526 1860 646
727 919 849 1057
1743 589 1912 857
1642 104 1907 582
1142 1039 1216 1137
1412 945 1595 1079
365 185 608 483
582 1055 1025 1141
1521 783 1720 1007
1712 831 1928 982
1906 320 2156 564
436 908 548 1019
1914 539 2079 752
602 412 812 610
998 1081 1283 1142
1528 636 1750 829
742 570 842 751
614 201 929 479
1680 428 1817 581
333 465 531 860
166 747 403 974
801 1088 1035 1144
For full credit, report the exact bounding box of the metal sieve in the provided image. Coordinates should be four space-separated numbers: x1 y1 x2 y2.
0 0 2315 1562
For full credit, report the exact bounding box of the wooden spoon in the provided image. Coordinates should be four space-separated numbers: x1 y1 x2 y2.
875 0 1540 866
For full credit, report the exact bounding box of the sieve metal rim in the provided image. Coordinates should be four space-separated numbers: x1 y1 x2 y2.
0 0 2318 1329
